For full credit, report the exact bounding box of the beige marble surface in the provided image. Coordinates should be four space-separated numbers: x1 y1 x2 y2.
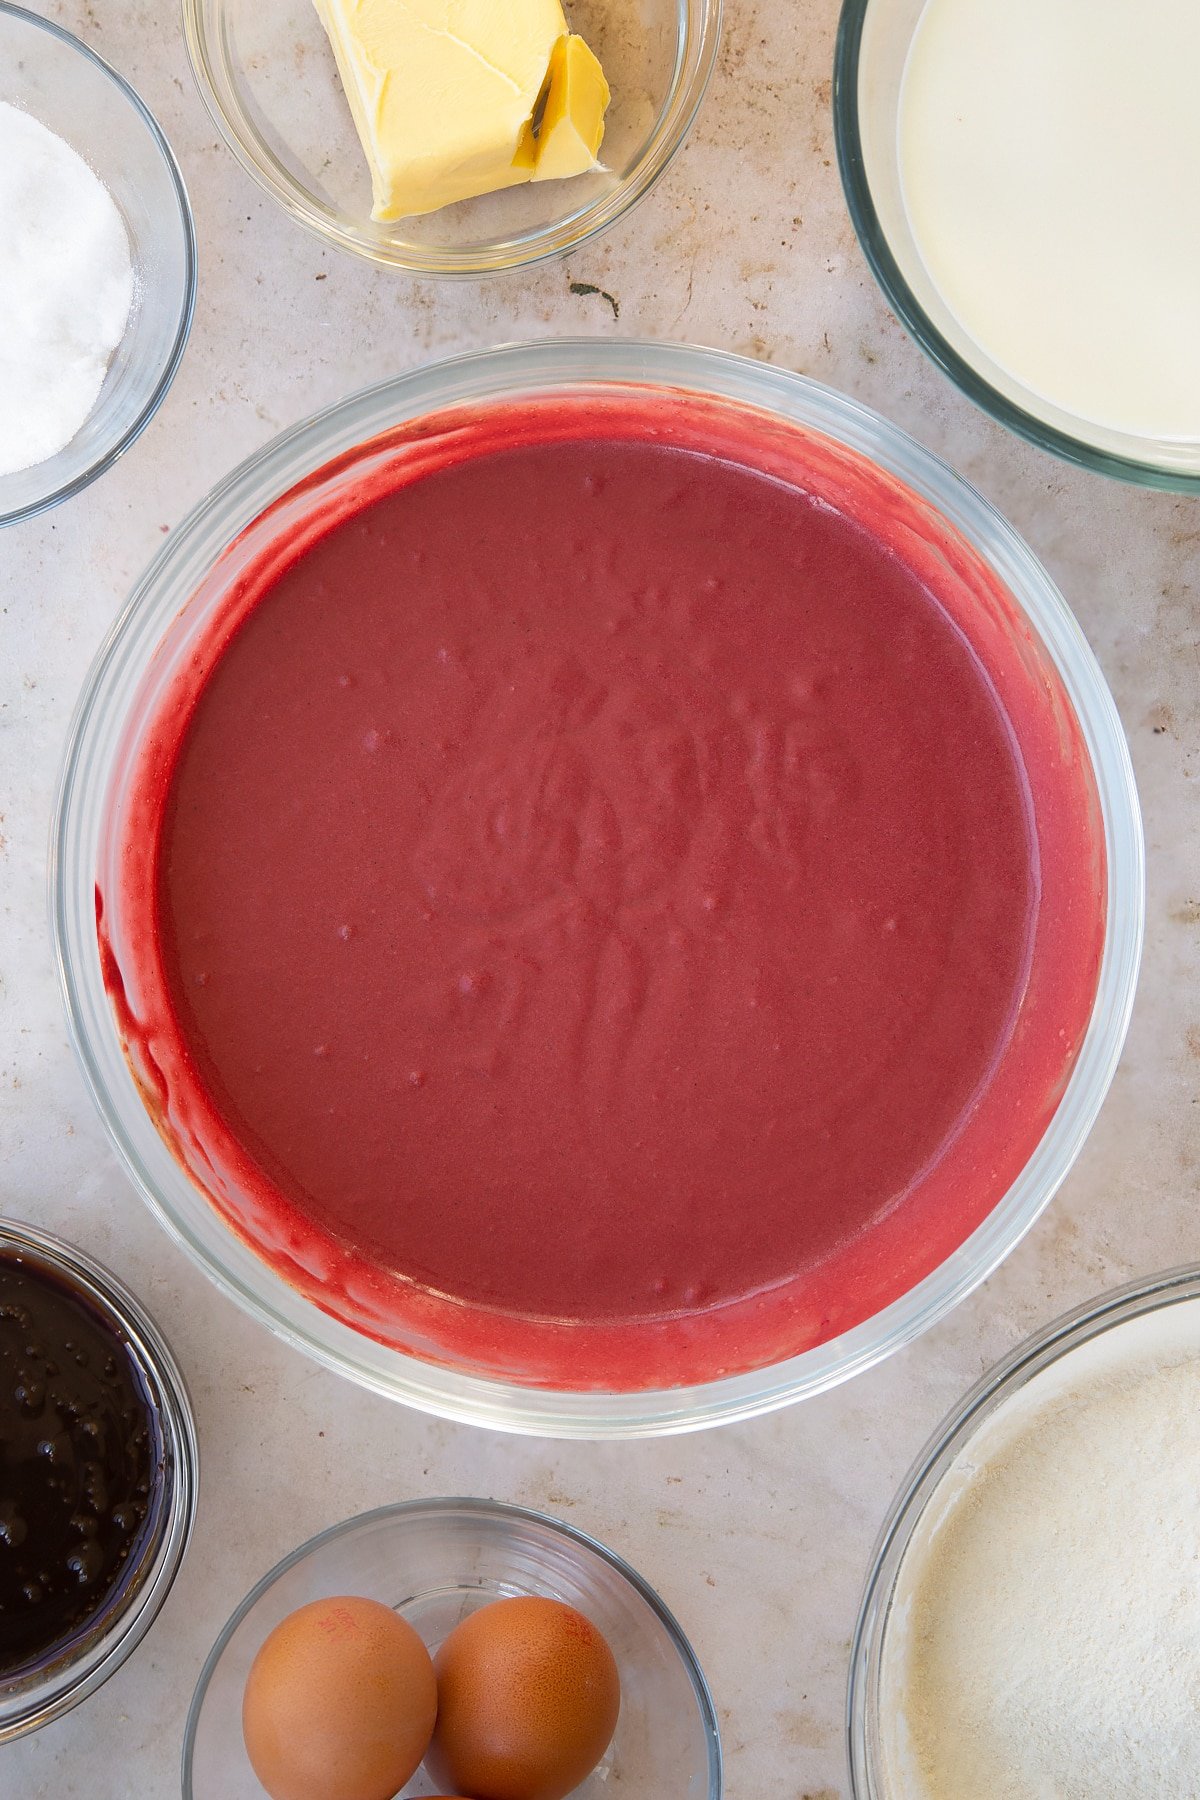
2 0 1199 1794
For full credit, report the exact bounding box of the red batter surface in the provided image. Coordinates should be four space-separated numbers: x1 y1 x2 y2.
105 391 1105 1388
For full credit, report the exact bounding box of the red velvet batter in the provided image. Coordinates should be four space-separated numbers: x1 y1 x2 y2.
105 391 1105 1389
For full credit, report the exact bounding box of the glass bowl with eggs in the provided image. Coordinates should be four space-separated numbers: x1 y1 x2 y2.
0 3 195 526
182 0 721 274
183 1497 722 1798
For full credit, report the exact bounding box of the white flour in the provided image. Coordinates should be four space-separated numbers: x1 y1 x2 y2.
883 1301 1200 1799
0 102 133 479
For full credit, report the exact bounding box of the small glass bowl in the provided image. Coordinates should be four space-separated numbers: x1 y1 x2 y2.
833 0 1200 490
0 1217 198 1742
0 4 196 527
183 1497 722 1797
52 339 1144 1436
182 0 720 274
847 1265 1200 1796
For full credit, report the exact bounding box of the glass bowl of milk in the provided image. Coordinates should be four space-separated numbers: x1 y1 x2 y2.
0 4 196 527
835 0 1200 488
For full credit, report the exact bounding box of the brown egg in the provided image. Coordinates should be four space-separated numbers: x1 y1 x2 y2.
428 1595 621 1800
242 1594 437 1800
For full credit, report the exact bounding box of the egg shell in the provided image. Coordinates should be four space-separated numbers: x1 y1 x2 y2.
241 1594 437 1800
428 1595 621 1800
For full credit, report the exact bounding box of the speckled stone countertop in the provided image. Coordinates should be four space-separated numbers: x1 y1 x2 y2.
2 1 1198 1794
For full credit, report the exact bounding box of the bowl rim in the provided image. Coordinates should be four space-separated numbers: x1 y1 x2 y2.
50 336 1144 1438
845 1262 1200 1796
0 1215 199 1742
832 0 1200 493
180 0 722 276
0 0 197 528
180 1494 724 1799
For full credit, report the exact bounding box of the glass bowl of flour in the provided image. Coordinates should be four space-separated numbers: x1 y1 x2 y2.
0 4 195 526
850 1266 1200 1799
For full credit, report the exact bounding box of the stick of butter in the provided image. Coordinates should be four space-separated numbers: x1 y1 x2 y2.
312 0 611 220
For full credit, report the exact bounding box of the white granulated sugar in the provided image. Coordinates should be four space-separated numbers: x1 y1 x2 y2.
884 1302 1200 1799
0 102 134 478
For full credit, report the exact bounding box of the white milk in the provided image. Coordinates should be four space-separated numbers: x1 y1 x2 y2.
897 0 1200 441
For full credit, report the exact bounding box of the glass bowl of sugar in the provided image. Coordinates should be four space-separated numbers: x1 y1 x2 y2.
850 1266 1200 1798
0 4 195 527
835 0 1200 488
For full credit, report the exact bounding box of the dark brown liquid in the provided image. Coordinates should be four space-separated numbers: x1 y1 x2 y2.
0 1250 160 1678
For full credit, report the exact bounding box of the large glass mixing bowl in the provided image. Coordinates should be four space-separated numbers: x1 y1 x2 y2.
52 339 1143 1436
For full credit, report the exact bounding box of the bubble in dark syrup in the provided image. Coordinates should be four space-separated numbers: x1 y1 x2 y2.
0 1253 161 1678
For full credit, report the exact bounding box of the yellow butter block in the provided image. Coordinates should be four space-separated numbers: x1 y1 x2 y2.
533 32 610 182
312 0 610 220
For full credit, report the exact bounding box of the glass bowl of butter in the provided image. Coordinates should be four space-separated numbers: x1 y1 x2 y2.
183 0 720 274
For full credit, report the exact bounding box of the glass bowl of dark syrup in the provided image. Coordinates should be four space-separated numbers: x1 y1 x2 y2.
0 1219 196 1740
